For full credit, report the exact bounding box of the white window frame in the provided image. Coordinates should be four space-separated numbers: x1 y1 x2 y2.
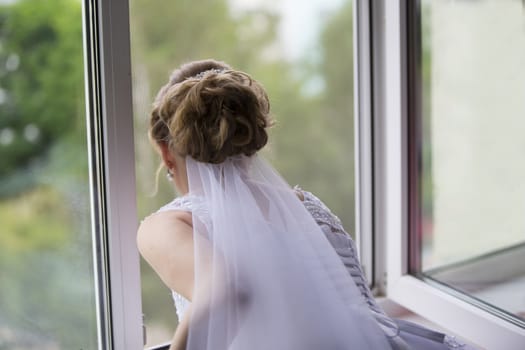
83 0 143 348
364 1 525 349
354 0 378 288
85 0 525 349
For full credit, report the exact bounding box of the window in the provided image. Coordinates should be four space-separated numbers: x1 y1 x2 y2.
129 0 356 347
0 1 97 348
413 0 525 324
83 0 142 347
376 1 525 348
1 0 144 348
7 1 525 349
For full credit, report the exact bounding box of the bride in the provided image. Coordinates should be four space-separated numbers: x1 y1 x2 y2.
137 59 476 350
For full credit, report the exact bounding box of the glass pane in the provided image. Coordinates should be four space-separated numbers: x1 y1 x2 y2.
419 0 525 322
0 0 98 348
130 0 354 346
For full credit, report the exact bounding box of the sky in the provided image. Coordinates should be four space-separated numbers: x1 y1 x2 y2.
230 0 345 60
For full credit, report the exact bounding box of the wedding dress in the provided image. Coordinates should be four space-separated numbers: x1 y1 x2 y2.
153 155 477 350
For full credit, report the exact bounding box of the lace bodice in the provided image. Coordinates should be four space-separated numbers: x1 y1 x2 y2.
298 188 386 316
157 194 208 219
297 190 466 349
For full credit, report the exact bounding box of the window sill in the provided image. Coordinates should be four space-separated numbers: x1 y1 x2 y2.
378 298 486 349
385 275 525 349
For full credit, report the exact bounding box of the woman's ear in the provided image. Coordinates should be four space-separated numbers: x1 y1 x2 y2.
158 142 176 171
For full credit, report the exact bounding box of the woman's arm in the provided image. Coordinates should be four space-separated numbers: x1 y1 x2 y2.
169 303 192 350
137 210 239 349
137 210 195 348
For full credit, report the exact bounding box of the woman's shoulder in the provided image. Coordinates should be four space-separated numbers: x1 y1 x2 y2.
136 209 195 299
137 209 192 250
138 195 195 248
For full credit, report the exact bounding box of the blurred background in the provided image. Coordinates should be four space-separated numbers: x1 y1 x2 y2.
0 0 356 348
1 0 523 348
0 0 97 349
128 0 355 345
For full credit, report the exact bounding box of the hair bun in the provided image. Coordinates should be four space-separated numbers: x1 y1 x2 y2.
156 69 273 163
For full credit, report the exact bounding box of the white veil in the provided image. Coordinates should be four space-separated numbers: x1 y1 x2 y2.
185 154 396 349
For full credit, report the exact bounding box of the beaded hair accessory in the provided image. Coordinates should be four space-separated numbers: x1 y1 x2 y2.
193 68 226 79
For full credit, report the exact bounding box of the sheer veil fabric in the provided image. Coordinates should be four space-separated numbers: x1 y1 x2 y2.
185 155 397 349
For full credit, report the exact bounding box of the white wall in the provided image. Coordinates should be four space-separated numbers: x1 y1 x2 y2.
429 0 525 267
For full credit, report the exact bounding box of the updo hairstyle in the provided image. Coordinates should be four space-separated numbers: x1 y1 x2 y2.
149 59 273 164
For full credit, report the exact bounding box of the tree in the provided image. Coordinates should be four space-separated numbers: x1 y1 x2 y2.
0 1 96 348
265 0 355 231
0 0 85 193
314 0 355 229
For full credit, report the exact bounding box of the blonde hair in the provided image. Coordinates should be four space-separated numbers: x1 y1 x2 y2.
149 59 273 164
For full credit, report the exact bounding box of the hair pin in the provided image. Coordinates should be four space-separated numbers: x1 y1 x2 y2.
193 68 226 80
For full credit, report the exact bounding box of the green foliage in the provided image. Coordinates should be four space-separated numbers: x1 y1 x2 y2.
0 0 84 184
266 1 355 230
0 186 68 252
0 0 95 348
0 248 97 349
421 2 434 219
314 0 355 227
